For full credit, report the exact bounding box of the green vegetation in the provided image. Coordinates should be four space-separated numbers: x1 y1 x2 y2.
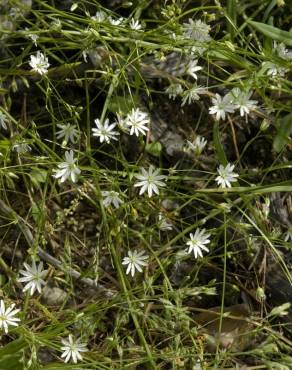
0 0 291 369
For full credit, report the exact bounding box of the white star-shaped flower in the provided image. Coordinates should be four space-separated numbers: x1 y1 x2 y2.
134 165 167 197
17 260 48 295
29 51 50 75
229 88 258 117
215 163 239 188
56 123 79 144
61 334 88 363
181 85 205 106
186 136 207 156
92 118 119 143
165 84 183 100
209 93 236 121
263 62 288 77
53 150 81 183
101 190 124 209
183 19 211 42
186 229 211 258
185 59 203 80
122 250 148 277
129 18 142 30
124 108 150 137
0 300 20 334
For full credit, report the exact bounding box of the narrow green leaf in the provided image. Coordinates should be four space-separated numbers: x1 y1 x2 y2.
248 21 292 46
226 0 237 40
273 113 292 152
213 122 228 165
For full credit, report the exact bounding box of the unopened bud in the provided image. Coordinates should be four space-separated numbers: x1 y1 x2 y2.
256 287 266 302
260 119 270 131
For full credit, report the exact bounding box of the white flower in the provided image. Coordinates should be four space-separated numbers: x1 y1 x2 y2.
124 108 150 137
17 260 47 295
101 190 123 209
29 51 50 75
263 62 287 77
29 34 39 46
122 250 148 277
12 141 31 153
273 42 292 60
165 84 183 100
187 136 207 155
53 150 81 183
209 93 236 121
0 300 20 334
115 113 127 130
25 28 39 46
181 85 205 106
186 229 211 258
92 118 119 143
185 59 202 80
130 18 142 30
61 334 88 363
109 16 124 26
193 359 203 370
189 44 207 56
134 165 167 197
0 111 8 130
56 123 79 144
215 163 239 188
91 10 107 22
158 213 173 231
228 88 258 117
183 19 211 42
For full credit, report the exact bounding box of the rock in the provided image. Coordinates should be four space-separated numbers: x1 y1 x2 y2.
194 304 256 352
42 285 68 306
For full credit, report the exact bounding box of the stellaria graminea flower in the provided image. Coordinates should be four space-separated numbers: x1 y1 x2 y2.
273 42 292 60
215 163 239 188
158 213 173 231
109 16 124 26
185 59 203 80
228 88 258 117
122 250 148 277
124 108 150 137
165 84 183 100
183 19 211 42
56 123 79 145
209 93 236 121
129 18 142 30
101 190 123 209
53 150 81 183
263 61 288 77
12 141 31 153
186 229 211 258
91 10 107 22
181 85 205 106
17 260 48 295
92 118 119 143
29 51 50 75
187 136 207 156
61 334 88 363
134 165 167 197
0 300 20 334
25 28 39 46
